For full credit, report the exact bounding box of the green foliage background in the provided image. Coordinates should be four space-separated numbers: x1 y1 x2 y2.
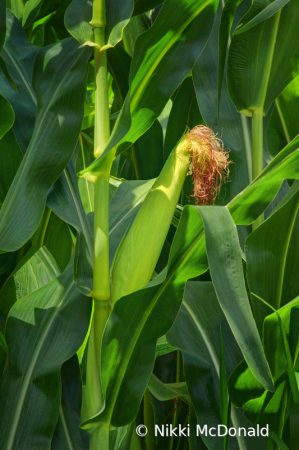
0 0 299 449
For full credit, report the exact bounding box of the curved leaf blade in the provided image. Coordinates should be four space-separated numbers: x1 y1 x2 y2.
0 262 91 450
65 0 134 50
233 0 290 35
0 10 39 151
198 206 273 391
246 182 299 333
0 94 14 140
0 38 90 252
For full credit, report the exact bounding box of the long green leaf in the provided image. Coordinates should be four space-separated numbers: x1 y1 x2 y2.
65 0 134 50
168 282 261 450
0 0 5 52
270 432 290 450
197 206 273 390
268 76 299 158
51 355 89 450
0 260 91 450
0 38 90 252
217 0 244 115
233 0 290 35
0 94 14 140
0 10 39 151
246 181 299 333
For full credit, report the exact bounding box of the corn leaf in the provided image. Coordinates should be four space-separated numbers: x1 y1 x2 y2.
51 355 89 450
0 259 91 450
0 0 5 52
168 282 261 450
0 94 14 140
22 0 45 28
245 181 299 333
197 206 274 391
0 38 90 252
79 0 219 179
133 0 163 16
163 76 204 161
227 0 299 115
268 76 299 158
0 11 39 151
217 0 244 115
233 0 290 35
65 0 134 50
270 432 290 450
148 374 190 403
228 297 299 433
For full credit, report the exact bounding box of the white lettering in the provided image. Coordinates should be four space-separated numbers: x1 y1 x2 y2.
261 425 269 437
218 425 228 436
248 428 256 436
170 426 178 437
238 427 246 436
197 425 208 436
229 428 236 437
155 425 164 436
179 425 187 437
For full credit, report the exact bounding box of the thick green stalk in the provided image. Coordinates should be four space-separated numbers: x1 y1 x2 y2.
90 424 109 450
252 110 264 230
93 173 110 300
93 27 110 160
86 1 112 448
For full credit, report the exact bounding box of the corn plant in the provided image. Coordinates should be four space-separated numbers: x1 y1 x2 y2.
0 0 299 449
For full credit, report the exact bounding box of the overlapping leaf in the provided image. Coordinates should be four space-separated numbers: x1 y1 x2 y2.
65 0 134 50
0 252 91 450
0 38 90 252
168 282 265 450
227 0 299 115
246 181 299 333
0 11 39 151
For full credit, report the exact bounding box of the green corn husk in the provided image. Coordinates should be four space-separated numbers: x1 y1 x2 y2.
111 139 191 305
111 125 230 305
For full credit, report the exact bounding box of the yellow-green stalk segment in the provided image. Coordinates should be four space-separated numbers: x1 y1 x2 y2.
111 140 191 305
85 0 112 445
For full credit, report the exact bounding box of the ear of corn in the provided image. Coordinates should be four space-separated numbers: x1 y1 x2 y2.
111 126 230 305
111 138 190 305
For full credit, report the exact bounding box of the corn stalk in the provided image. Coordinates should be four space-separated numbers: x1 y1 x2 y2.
85 0 113 447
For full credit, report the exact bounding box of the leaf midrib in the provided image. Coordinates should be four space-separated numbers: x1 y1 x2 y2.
2 46 37 106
